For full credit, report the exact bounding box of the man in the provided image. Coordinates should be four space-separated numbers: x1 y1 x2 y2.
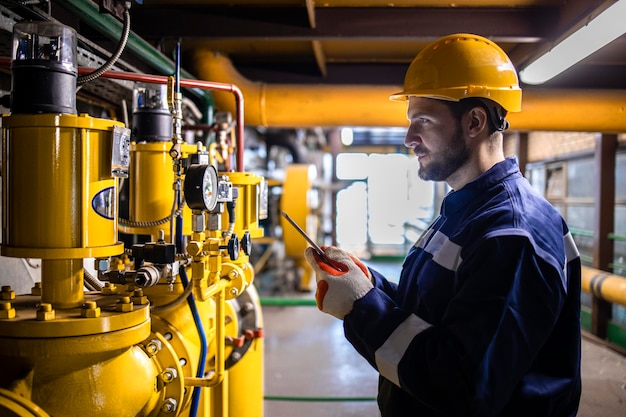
304 33 582 417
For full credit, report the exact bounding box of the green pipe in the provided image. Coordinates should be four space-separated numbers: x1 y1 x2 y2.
264 395 376 402
260 297 317 307
570 228 626 242
56 0 213 106
569 227 594 238
608 233 626 242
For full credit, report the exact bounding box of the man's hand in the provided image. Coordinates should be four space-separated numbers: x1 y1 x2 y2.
303 246 373 319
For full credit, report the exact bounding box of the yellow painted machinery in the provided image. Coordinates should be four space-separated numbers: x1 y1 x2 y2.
0 21 266 417
279 164 319 291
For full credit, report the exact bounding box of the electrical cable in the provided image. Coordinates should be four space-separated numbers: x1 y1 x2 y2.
77 2 131 86
149 281 193 314
84 268 104 291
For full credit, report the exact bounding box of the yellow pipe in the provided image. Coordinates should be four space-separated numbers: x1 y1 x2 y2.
193 49 626 133
41 259 83 309
581 266 626 306
227 285 264 417
195 278 230 303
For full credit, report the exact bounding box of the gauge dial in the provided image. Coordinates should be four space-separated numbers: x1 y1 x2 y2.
184 164 219 211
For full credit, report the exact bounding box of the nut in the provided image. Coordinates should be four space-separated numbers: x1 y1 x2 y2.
1 286 15 301
131 288 148 305
0 302 16 319
144 339 162 356
31 282 42 296
115 296 133 312
81 301 101 318
161 367 178 383
101 282 118 295
161 398 178 414
36 303 55 321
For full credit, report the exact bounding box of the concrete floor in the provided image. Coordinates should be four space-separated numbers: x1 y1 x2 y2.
259 261 626 417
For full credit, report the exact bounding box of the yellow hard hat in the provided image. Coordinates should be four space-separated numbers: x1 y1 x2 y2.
389 33 522 112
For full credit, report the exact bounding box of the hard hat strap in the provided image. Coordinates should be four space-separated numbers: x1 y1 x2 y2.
480 100 509 132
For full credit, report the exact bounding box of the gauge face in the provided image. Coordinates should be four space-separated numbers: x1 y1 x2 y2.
184 164 219 211
201 164 219 211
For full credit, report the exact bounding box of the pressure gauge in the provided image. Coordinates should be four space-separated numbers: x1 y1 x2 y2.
184 164 219 211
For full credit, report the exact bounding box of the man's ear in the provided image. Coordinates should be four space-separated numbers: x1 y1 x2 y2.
465 106 489 138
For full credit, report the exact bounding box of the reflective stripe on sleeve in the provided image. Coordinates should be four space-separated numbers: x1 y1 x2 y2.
419 230 462 272
375 314 432 387
563 232 579 263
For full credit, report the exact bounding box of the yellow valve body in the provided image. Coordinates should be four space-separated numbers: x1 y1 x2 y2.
0 294 156 417
220 171 265 238
122 141 196 239
1 113 124 259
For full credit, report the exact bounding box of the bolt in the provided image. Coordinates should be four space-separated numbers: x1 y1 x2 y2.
161 398 178 413
161 367 178 383
230 288 239 296
187 241 203 256
132 288 148 305
1 286 15 301
115 258 125 271
81 301 101 318
31 282 42 296
115 296 133 312
0 302 16 319
229 270 239 279
145 339 162 356
36 303 55 321
101 282 117 295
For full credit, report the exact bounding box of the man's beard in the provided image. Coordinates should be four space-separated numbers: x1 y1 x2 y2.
417 126 469 182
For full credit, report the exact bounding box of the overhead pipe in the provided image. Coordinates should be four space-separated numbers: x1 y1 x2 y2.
76 66 246 172
193 49 626 133
0 56 245 172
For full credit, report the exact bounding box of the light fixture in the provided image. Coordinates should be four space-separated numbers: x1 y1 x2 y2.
519 0 626 85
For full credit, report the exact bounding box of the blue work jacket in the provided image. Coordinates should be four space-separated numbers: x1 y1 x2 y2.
345 157 582 417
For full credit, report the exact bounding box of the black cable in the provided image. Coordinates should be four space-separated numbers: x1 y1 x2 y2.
76 1 131 86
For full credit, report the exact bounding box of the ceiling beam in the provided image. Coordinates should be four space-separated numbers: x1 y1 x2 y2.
305 0 316 29
129 6 556 42
311 40 327 77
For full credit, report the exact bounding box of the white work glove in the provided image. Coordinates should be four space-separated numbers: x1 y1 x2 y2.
303 246 373 320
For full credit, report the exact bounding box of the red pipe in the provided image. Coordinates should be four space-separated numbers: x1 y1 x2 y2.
0 57 245 171
80 68 245 172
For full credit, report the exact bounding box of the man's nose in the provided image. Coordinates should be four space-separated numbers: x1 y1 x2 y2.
404 130 418 149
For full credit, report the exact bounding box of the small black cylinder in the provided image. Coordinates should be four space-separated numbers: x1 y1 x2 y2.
132 110 173 142
11 60 77 114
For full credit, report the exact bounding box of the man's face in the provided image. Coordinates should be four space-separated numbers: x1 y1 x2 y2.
404 97 469 182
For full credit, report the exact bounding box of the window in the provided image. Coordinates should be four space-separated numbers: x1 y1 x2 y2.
336 152 435 256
